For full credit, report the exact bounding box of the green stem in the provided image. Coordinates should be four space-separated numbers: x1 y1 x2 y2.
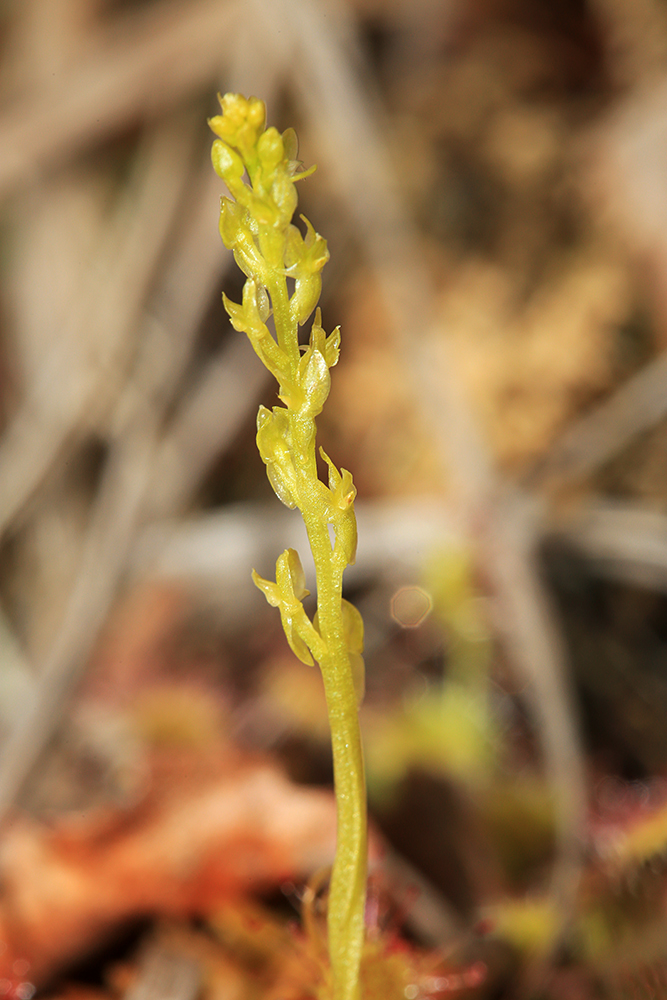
262 235 298 366
303 511 367 1000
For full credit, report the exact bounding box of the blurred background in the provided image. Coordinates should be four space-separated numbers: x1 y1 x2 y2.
2 0 667 997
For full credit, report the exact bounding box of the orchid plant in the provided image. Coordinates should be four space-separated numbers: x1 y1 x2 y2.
209 93 366 1000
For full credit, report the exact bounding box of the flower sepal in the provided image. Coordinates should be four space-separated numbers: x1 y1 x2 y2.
256 406 298 509
308 309 341 369
223 283 291 385
319 449 358 565
286 218 330 325
252 549 327 666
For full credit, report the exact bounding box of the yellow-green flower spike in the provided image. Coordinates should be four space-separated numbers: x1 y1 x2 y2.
210 94 367 1000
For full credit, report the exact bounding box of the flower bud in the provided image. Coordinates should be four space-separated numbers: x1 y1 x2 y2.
257 127 285 175
276 548 309 603
211 140 245 192
298 347 330 417
209 93 266 154
269 173 298 226
290 273 322 327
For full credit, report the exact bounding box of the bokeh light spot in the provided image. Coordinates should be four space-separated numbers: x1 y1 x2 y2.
390 586 433 628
